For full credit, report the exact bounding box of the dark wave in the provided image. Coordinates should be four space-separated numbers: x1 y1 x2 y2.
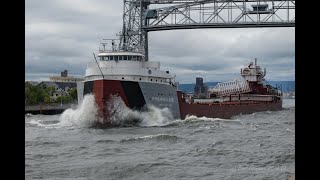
120 134 180 143
25 141 62 147
108 162 172 179
32 154 57 159
96 139 116 144
274 153 295 164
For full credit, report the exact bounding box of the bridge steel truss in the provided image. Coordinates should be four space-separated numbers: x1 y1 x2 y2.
120 0 295 61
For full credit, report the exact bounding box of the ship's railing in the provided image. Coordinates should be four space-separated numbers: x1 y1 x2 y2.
210 80 251 97
263 79 283 96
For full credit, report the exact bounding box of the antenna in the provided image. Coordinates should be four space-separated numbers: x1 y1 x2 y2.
101 43 107 51
93 53 104 79
103 38 119 51
112 40 115 51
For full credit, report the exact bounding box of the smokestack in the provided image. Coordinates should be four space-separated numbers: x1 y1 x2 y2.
255 58 257 65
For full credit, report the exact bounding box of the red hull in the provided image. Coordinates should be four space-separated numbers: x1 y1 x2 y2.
93 80 129 127
177 91 282 119
88 80 282 127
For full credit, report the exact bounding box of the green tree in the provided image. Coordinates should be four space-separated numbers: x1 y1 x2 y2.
56 96 62 104
67 88 77 100
25 82 38 105
56 95 73 104
25 83 77 105
46 86 56 96
36 86 47 104
44 95 51 104
64 95 73 103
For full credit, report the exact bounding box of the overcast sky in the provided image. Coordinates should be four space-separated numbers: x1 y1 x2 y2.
26 0 295 84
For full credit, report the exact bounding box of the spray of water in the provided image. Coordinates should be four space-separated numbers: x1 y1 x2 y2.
107 95 174 127
28 93 235 129
59 94 98 128
58 95 234 128
184 115 238 123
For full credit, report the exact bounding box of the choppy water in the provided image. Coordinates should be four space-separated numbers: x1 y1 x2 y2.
25 95 295 179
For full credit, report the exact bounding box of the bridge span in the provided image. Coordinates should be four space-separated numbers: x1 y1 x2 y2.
114 0 295 60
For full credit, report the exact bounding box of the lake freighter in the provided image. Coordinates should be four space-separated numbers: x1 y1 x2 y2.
77 41 282 127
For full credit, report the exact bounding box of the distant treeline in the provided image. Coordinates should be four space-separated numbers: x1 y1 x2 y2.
25 83 77 105
178 81 295 93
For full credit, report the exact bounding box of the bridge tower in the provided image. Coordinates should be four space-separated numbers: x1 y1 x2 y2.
119 0 151 61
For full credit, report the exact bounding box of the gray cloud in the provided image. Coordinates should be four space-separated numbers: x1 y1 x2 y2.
26 0 295 83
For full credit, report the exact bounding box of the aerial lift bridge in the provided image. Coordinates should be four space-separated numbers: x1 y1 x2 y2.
116 0 294 61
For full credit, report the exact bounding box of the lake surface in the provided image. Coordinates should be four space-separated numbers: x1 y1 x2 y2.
25 97 295 179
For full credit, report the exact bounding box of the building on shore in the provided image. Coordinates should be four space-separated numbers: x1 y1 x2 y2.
49 70 84 83
193 77 209 98
36 81 77 101
25 70 82 102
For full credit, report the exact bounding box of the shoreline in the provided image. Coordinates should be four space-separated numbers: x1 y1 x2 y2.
25 103 76 115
